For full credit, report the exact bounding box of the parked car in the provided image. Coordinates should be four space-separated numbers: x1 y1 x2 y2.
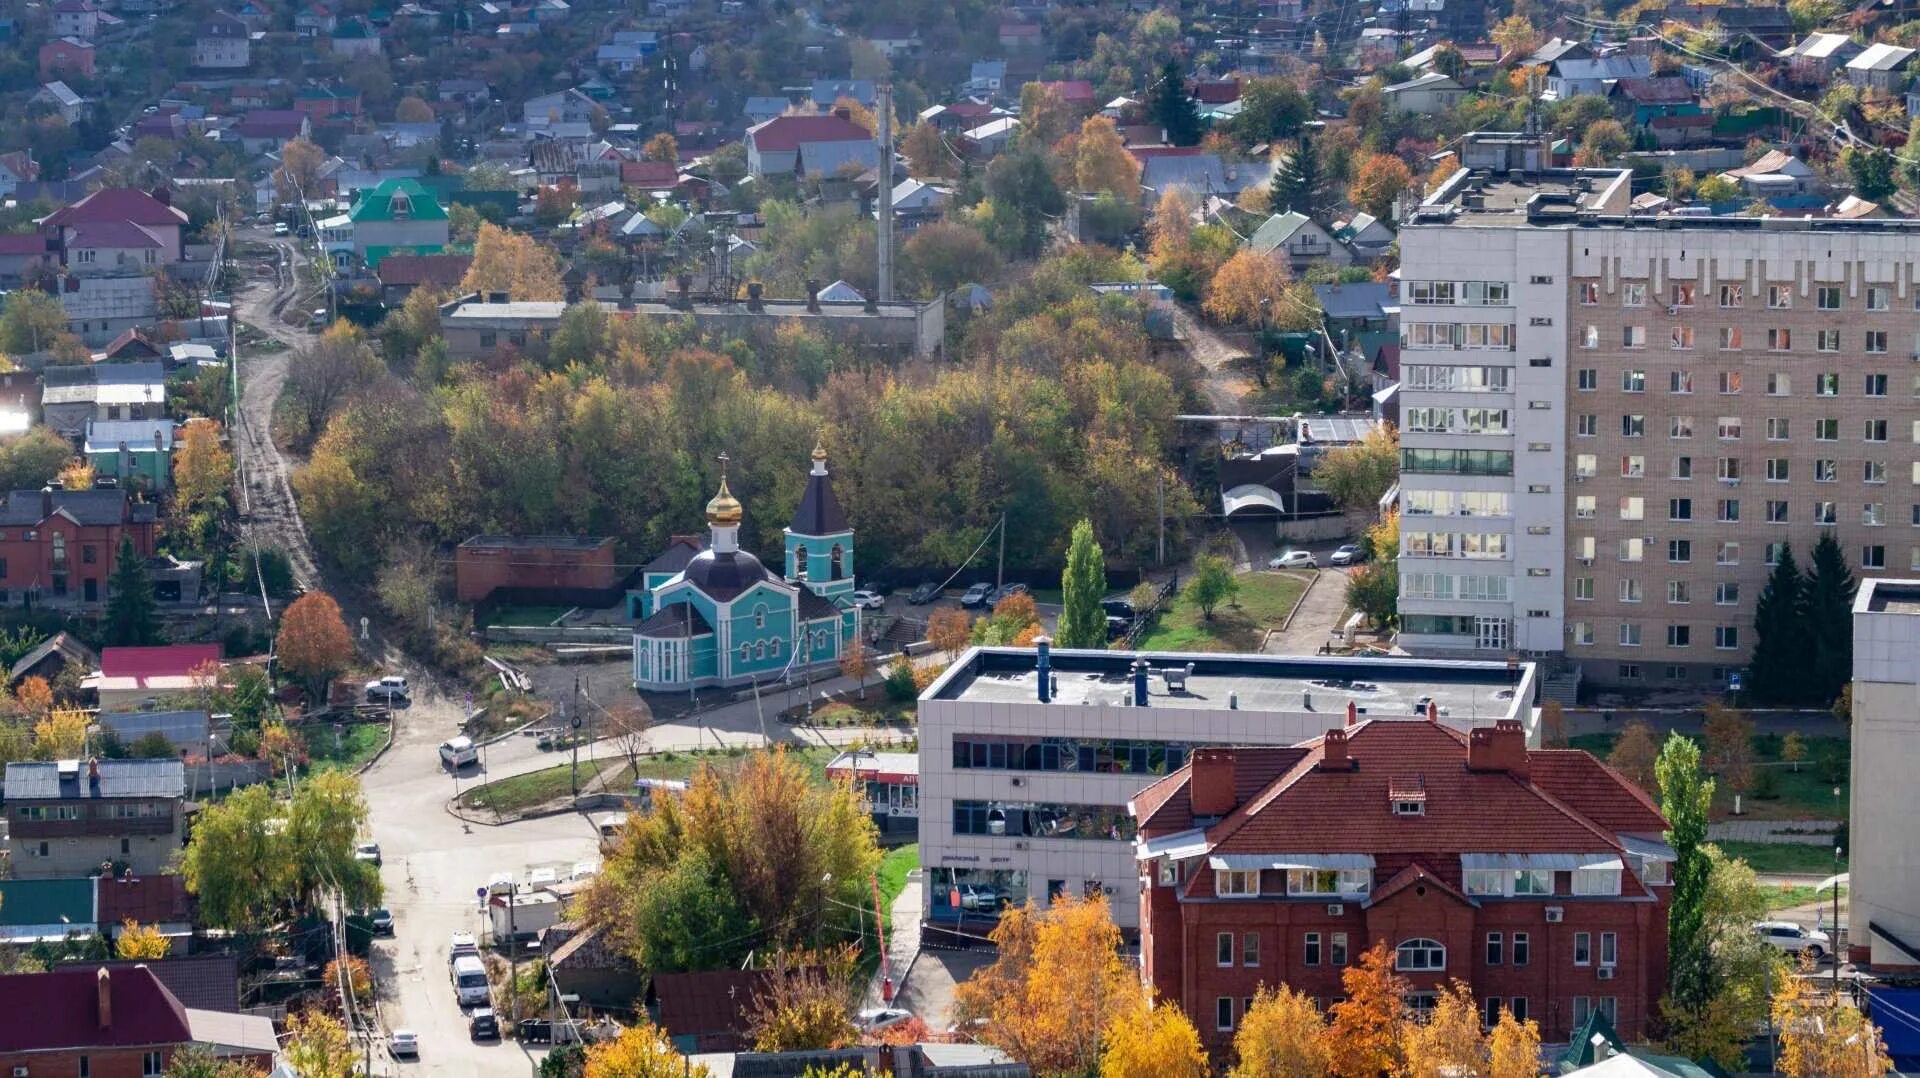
354 842 382 866
1329 544 1364 566
908 582 942 605
848 589 886 611
389 1029 418 1058
1106 615 1130 639
989 582 1029 605
1101 598 1136 620
449 931 479 959
468 1008 499 1040
272 221 289 236
1269 550 1317 569
957 885 1004 911
370 908 394 935
570 860 600 881
1755 921 1831 959
856 1007 914 1032
365 675 409 701
960 582 994 608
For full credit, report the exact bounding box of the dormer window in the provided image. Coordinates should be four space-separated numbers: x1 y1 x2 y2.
1393 800 1425 816
391 194 411 219
1389 775 1425 816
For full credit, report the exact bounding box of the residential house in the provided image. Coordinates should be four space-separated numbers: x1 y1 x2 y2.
1784 31 1862 83
294 85 362 123
523 88 596 128
1033 80 1097 112
42 364 166 436
1134 720 1672 1052
866 24 920 57
96 710 220 756
744 112 872 178
437 77 489 105
1846 42 1917 92
231 0 269 29
190 13 249 68
595 43 648 73
99 328 163 362
1543 52 1652 99
88 645 220 711
620 159 682 194
41 188 189 269
0 965 276 1074
38 39 96 81
347 178 449 269
794 140 878 181
1139 154 1270 206
232 110 309 154
83 420 173 492
743 96 789 125
0 488 159 608
0 152 39 198
1332 212 1395 261
544 924 642 1010
328 16 380 56
967 60 1007 97
1720 149 1816 196
652 970 780 1051
294 1 336 34
997 21 1041 49
1249 210 1352 271
1313 280 1398 349
961 116 1020 157
5 758 185 878
375 252 472 305
52 0 100 40
886 178 949 228
7 632 96 689
1383 72 1467 114
64 955 236 1014
810 80 875 109
0 878 96 944
33 82 87 124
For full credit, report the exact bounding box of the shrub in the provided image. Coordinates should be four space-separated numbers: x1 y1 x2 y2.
1750 767 1782 800
884 656 918 702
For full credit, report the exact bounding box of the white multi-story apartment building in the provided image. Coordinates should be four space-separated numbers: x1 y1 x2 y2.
1848 578 1920 971
1399 135 1920 688
917 643 1538 933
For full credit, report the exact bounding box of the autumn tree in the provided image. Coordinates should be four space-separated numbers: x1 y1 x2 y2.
324 955 372 1006
1327 942 1407 1078
1491 14 1541 58
284 1010 353 1078
584 1022 711 1078
1204 249 1292 329
16 676 53 719
1607 721 1660 796
1774 959 1893 1077
461 222 565 300
642 133 679 163
1072 116 1141 201
1487 1008 1543 1078
1349 152 1414 219
901 123 950 177
182 784 287 930
1315 422 1399 513
604 703 651 770
394 96 434 122
277 591 355 701
1399 981 1485 1077
164 1046 260 1078
953 895 1144 1076
1185 554 1238 620
173 419 232 513
1018 82 1078 148
902 221 1001 295
1540 700 1569 748
0 291 75 356
1230 986 1332 1078
746 947 860 1051
285 326 383 446
1663 847 1789 1069
1783 730 1808 772
1660 734 1715 1012
838 640 876 699
58 458 94 492
1702 702 1756 798
927 607 972 659
116 921 171 959
33 707 88 759
274 138 327 204
1099 1002 1207 1078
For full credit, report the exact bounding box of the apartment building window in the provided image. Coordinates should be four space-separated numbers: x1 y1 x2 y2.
1672 456 1693 479
1578 414 1597 436
1622 369 1645 393
1619 496 1645 521
1668 625 1691 648
1669 540 1691 563
1671 326 1694 350
1574 577 1594 599
1575 932 1593 965
1668 581 1690 604
1486 932 1503 965
1720 371 1742 394
1868 420 1890 442
1717 417 1741 440
1815 419 1838 442
1768 372 1791 396
1217 932 1235 966
1621 326 1647 349
1718 499 1740 523
1767 459 1790 482
1575 368 1598 391
1816 502 1838 525
1866 374 1891 397
1912 546 1920 571
1622 415 1645 438
1620 579 1643 603
1217 998 1234 1031
1768 541 1788 566
1817 285 1842 310
1868 331 1889 354
1865 545 1887 569
1913 504 1920 525
1768 500 1790 523
1715 625 1739 650
1669 498 1692 521
1768 328 1792 351
1330 933 1348 965
1576 454 1598 477
1245 933 1260 967
1671 283 1696 307
1719 327 1742 350
1621 456 1645 478
1868 461 1889 484
1719 284 1743 307
1818 329 1841 352
1573 621 1594 645
1623 283 1647 307
1669 416 1693 439
1396 939 1447 972
1816 460 1838 483
1766 417 1790 441
1669 371 1694 394
1768 284 1792 309
1579 282 1599 304
1217 870 1259 896
1818 372 1840 396
1620 623 1642 647
1620 538 1645 563
1576 496 1596 519
1867 503 1886 526
1305 932 1322 966
1718 457 1741 482
1869 286 1891 311
1582 325 1600 348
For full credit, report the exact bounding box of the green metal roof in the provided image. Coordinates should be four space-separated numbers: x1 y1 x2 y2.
348 178 448 225
0 878 96 927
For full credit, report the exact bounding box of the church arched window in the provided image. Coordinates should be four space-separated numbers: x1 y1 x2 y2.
739 643 751 664
830 544 844 580
754 603 767 629
770 638 782 657
793 545 808 579
755 641 767 660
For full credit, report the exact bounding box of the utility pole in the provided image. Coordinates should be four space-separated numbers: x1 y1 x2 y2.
1157 471 1165 565
876 82 894 303
996 512 1006 591
570 676 581 796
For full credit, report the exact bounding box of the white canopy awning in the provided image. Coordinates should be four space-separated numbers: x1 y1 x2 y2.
1619 835 1678 863
1208 853 1376 872
1460 853 1623 872
1136 829 1210 862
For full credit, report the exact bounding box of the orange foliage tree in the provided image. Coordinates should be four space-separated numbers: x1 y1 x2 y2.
1327 942 1408 1077
277 591 356 699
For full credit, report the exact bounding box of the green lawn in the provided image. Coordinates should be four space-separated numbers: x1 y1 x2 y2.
878 844 918 924
304 722 388 773
797 697 917 728
457 745 843 814
1764 882 1847 913
1566 733 1848 822
481 605 574 628
1717 841 1848 876
1137 571 1308 652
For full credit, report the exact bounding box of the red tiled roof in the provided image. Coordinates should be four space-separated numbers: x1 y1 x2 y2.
1367 860 1475 908
620 160 681 188
100 644 221 681
745 114 871 152
0 235 49 256
68 220 164 249
41 188 188 229
1193 79 1242 104
97 874 194 925
1037 79 1096 104
1133 747 1307 833
234 110 306 138
375 252 472 287
1617 76 1696 104
0 966 191 1053
652 969 778 1050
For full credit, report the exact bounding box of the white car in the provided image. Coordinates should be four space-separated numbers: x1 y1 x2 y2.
1755 921 1832 958
570 860 600 881
856 1007 914 1032
848 589 886 611
354 842 381 866
449 931 479 959
389 1029 418 1058
527 867 559 889
365 675 410 701
1268 550 1317 569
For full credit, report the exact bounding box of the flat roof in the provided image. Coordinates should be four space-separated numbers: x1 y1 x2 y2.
927 647 1528 721
1860 578 1920 614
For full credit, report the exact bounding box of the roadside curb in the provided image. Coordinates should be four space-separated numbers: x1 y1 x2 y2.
355 719 396 775
474 711 553 748
1276 569 1320 634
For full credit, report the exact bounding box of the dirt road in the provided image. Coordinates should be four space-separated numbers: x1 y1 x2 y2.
1171 303 1255 413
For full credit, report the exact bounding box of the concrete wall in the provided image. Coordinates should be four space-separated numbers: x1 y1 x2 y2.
1850 579 1920 970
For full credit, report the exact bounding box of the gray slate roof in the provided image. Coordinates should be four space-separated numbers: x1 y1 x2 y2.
0 489 154 527
5 759 185 799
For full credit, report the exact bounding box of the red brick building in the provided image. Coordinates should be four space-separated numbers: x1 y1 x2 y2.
37 37 95 80
0 965 266 1077
1132 718 1672 1054
0 489 158 606
454 534 618 604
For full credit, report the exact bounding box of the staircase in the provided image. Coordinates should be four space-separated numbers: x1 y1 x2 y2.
1540 664 1582 707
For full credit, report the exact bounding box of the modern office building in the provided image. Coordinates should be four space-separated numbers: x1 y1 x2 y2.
1849 578 1920 971
1399 132 1920 687
916 644 1538 933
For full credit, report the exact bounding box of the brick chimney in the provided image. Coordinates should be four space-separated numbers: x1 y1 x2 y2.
1467 720 1529 777
805 279 821 313
96 967 111 1029
1320 728 1354 771
1189 747 1236 818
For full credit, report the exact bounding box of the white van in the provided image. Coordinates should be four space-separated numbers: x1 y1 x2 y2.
451 954 490 1007
439 736 478 770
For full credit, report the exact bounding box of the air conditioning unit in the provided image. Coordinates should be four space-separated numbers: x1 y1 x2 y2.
1009 777 1025 787
15 1066 28 1077
1667 305 1680 315
1013 840 1028 850
1574 474 1586 482
1578 557 1594 566
1723 477 1741 486
1597 966 1616 980
1545 906 1565 923
1909 352 1920 362
1326 903 1345 916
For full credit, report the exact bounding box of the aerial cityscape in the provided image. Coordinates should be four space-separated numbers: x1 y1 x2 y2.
0 0 1912 1072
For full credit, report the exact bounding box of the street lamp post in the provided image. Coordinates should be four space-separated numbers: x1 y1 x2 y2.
1834 783 1844 998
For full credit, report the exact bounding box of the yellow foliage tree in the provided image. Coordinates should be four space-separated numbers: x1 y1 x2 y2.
57 458 94 492
32 708 86 759
284 1010 353 1078
116 920 170 959
901 123 950 178
274 137 327 204
1349 152 1414 219
1073 116 1141 201
460 222 565 301
174 419 233 512
746 948 860 1052
1231 986 1332 1078
952 895 1144 1076
1327 942 1407 1078
1100 1001 1207 1078
1203 249 1293 328
1398 981 1485 1078
394 96 435 123
642 133 679 163
585 1022 711 1078
1774 961 1894 1077
1487 1007 1543 1078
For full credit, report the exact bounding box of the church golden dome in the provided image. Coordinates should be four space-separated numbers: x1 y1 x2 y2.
811 438 828 463
706 475 743 526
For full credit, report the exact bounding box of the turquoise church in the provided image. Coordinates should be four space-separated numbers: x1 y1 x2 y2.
630 445 860 692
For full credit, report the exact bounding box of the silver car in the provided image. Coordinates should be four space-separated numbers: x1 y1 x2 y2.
1754 920 1831 959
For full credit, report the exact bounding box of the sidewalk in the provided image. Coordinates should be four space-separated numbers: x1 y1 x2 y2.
866 871 923 1010
1707 818 1840 845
